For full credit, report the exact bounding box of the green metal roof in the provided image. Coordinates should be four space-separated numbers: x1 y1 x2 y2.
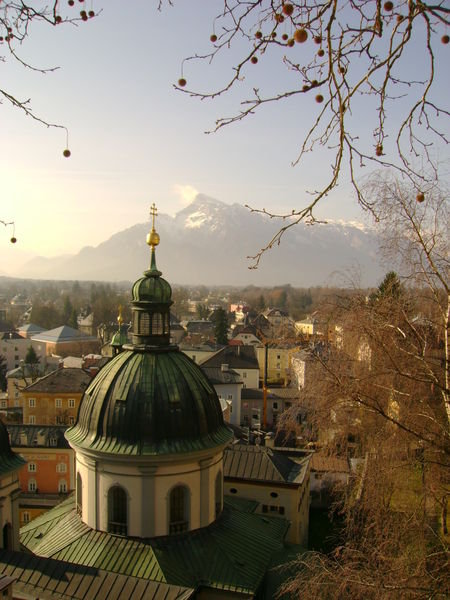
0 420 25 476
20 496 289 596
66 348 232 456
0 549 194 599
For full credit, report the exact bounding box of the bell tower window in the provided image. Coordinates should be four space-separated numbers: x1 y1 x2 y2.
152 313 163 335
140 313 150 336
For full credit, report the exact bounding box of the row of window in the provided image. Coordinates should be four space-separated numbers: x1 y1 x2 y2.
27 478 67 493
28 462 67 473
28 415 75 425
28 398 76 408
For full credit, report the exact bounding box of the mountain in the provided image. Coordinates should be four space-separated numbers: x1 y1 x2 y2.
15 195 383 286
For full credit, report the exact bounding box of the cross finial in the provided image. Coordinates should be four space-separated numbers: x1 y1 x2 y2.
150 203 157 231
146 203 160 249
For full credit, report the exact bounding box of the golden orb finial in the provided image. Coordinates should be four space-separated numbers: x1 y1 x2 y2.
146 203 160 248
117 305 123 327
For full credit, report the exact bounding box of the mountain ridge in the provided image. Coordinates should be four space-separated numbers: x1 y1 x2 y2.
13 195 383 286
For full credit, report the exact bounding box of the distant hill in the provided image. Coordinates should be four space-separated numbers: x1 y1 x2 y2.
15 195 383 286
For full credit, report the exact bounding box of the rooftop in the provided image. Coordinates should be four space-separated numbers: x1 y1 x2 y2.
23 367 92 395
31 325 98 344
20 495 288 596
200 345 259 370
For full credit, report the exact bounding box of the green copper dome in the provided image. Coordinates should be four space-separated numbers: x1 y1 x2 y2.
66 348 232 455
66 205 232 456
132 272 172 304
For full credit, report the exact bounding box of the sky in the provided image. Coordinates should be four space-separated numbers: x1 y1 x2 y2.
1 0 449 274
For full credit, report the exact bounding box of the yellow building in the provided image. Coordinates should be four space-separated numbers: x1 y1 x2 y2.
255 343 299 385
22 367 92 426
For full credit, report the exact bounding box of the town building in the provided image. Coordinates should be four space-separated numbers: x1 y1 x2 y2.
0 420 25 552
200 345 260 389
31 325 100 358
21 367 92 426
8 425 75 524
0 332 32 372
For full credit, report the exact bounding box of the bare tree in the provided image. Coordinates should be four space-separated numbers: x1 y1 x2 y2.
176 1 450 266
0 1 97 154
276 178 449 598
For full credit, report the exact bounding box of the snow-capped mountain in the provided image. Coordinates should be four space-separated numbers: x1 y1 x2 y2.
15 195 383 286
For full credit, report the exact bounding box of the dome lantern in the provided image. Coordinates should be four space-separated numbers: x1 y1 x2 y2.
130 203 173 347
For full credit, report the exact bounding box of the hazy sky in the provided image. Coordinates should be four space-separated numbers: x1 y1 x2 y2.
1 0 449 273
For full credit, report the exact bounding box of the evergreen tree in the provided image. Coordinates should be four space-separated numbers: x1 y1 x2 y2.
211 308 228 345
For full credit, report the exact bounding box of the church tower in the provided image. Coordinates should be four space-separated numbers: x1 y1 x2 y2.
66 205 232 538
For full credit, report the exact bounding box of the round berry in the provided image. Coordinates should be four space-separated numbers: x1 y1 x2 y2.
68 0 74 5
251 56 258 64
282 3 294 16
375 145 383 157
317 48 325 57
314 35 322 45
88 10 95 17
210 34 217 42
55 15 62 23
10 237 17 244
294 28 308 43
282 33 289 41
178 78 187 87
311 79 319 87
315 94 324 103
416 192 425 203
442 35 450 44
255 31 263 39
384 1 394 11
63 149 71 158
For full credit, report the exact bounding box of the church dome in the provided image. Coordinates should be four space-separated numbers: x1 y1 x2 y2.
66 347 231 455
67 204 232 457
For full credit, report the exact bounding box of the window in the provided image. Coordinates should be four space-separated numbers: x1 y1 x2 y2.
215 472 222 518
14 355 19 360
273 402 278 410
229 487 237 494
55 398 62 408
49 437 57 447
139 313 150 336
56 462 67 473
58 479 67 493
28 479 37 492
23 512 30 524
68 398 75 408
169 485 189 534
277 354 281 360
152 313 163 335
28 398 36 408
108 486 127 536
69 416 75 425
28 462 36 473
29 415 35 425
227 394 233 400
0 400 6 408
270 491 279 498
243 372 247 378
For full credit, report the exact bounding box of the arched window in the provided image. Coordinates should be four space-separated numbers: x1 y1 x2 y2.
108 486 127 536
152 313 163 335
28 478 37 493
76 472 82 515
58 479 67 493
215 471 222 518
169 485 189 534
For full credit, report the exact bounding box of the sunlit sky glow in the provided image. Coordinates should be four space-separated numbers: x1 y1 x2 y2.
1 0 448 275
